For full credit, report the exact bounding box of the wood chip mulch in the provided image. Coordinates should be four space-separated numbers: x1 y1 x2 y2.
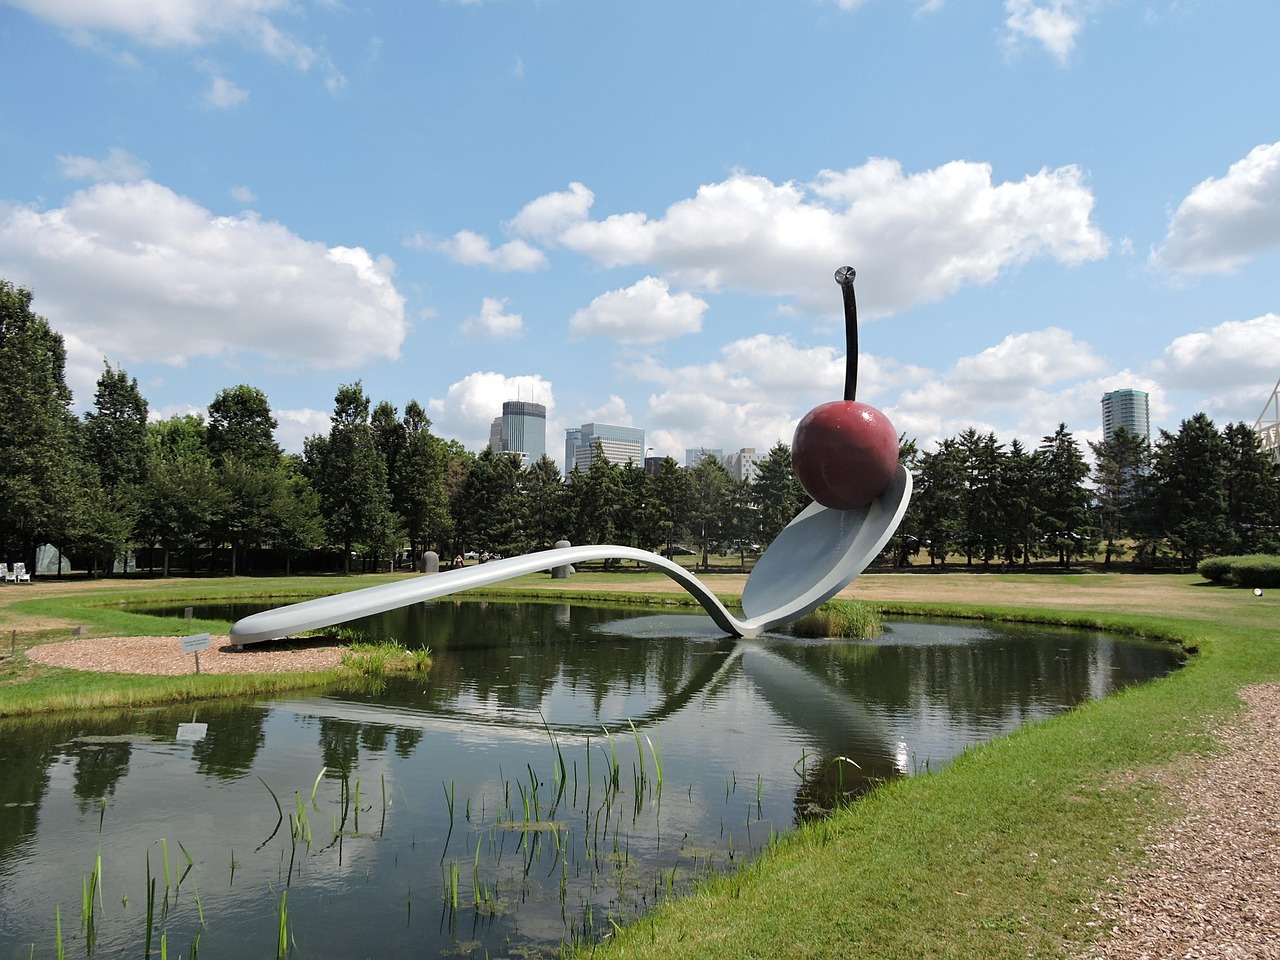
1076 682 1280 959
25 635 346 675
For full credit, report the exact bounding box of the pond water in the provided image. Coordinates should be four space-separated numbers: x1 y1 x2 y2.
0 601 1181 960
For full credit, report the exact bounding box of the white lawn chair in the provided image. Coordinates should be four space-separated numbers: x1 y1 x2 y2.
14 562 30 583
2 563 13 583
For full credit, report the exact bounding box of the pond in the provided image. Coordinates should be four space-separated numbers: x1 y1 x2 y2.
0 600 1181 960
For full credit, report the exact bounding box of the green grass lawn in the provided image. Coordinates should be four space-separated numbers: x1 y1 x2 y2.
2 570 1276 958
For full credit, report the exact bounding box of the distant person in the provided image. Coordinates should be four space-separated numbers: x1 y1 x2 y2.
453 554 463 569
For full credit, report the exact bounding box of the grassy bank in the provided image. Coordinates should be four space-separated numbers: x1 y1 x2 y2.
1 571 1276 958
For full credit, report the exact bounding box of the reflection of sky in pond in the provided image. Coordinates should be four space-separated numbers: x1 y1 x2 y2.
0 603 1180 960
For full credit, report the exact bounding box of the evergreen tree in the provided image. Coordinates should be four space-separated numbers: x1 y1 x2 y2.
957 429 1004 565
520 455 567 549
751 441 806 547
1149 414 1231 567
687 453 732 569
1036 423 1095 566
916 438 966 565
79 363 150 574
996 439 1039 567
1089 427 1151 566
395 401 451 557
1221 421 1280 553
454 448 522 556
649 457 691 555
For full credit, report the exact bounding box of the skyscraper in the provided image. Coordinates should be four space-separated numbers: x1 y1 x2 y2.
488 400 546 465
564 422 645 474
1101 389 1150 442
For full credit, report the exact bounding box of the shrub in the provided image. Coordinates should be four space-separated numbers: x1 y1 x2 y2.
1196 554 1280 588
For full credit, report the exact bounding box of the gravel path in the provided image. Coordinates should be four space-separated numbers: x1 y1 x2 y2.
25 634 346 675
1077 681 1280 959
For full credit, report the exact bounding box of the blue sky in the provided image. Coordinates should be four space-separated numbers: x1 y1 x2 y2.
2 0 1278 465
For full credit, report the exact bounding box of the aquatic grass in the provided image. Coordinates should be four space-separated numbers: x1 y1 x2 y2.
790 599 881 639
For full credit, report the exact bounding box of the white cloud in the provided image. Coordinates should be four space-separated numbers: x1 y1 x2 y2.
436 229 547 272
205 73 249 108
6 0 325 72
1003 0 1090 64
427 371 554 448
57 148 148 182
507 182 594 239
1149 141 1280 275
230 185 257 204
0 179 406 370
460 297 523 339
514 161 1107 318
275 407 332 454
1155 313 1280 390
569 276 707 344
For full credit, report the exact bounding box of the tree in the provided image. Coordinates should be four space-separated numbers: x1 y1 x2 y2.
1089 427 1151 566
648 457 691 555
1149 414 1231 567
751 441 807 548
1221 422 1280 554
206 385 281 467
0 280 86 574
687 453 732 569
394 401 451 557
566 446 626 554
138 417 224 577
79 362 150 574
996 439 1039 567
1037 423 1095 566
304 382 393 573
915 439 966 565
957 429 1004 565
454 448 523 555
521 455 567 549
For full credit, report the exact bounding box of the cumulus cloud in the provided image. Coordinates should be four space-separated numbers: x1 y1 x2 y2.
0 179 406 370
1149 141 1280 275
460 297 523 339
1155 313 1280 391
5 0 334 78
275 407 332 454
513 160 1107 317
436 229 547 272
569 276 707 344
426 371 554 447
57 148 148 182
507 182 594 239
1003 0 1090 64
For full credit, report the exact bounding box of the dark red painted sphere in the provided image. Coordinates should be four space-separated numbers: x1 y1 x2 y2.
792 400 899 510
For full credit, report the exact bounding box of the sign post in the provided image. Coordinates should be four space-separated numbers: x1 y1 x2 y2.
181 632 212 674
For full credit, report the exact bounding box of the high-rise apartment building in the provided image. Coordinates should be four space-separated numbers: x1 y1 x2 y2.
488 400 547 465
1101 389 1150 442
565 422 645 474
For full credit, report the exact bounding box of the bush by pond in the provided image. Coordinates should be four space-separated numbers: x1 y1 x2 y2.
1196 554 1280 589
790 600 882 638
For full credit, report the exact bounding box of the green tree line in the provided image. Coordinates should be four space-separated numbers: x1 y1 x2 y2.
2 279 1276 577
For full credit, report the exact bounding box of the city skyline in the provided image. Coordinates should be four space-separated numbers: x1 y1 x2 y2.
1 2 1278 463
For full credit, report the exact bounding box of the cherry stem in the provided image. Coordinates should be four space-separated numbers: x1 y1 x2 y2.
836 266 858 402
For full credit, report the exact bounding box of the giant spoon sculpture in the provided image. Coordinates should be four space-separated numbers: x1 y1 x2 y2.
230 268 911 646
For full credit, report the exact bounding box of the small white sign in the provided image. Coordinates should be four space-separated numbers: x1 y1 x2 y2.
176 723 208 742
181 633 212 654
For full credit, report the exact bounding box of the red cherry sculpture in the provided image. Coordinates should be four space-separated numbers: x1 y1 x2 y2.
792 267 899 510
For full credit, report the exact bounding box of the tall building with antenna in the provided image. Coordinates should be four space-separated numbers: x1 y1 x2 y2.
488 400 547 465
